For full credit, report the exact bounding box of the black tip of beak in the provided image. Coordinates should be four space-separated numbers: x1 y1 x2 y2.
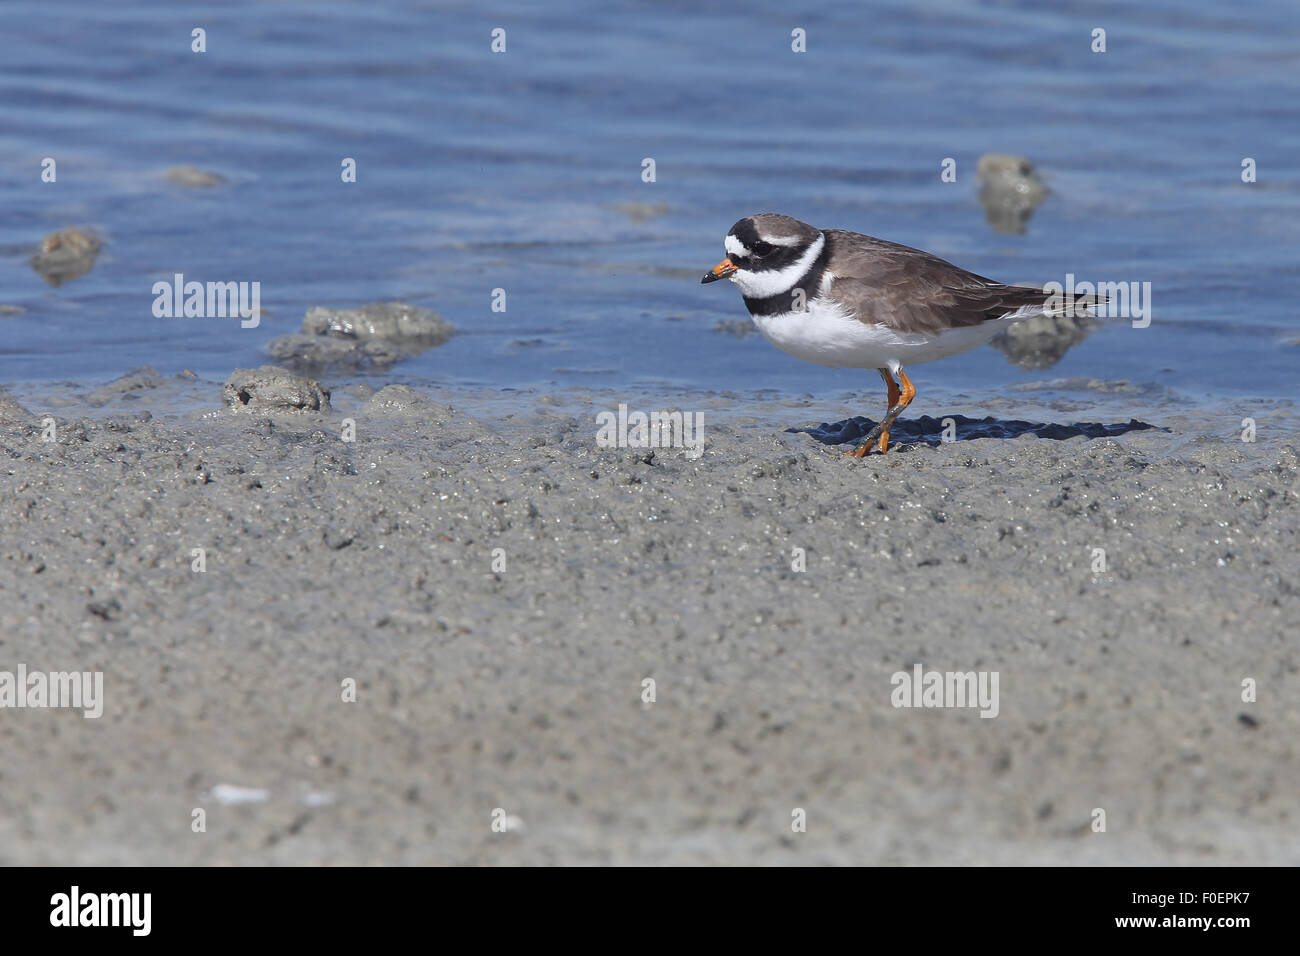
701 272 721 284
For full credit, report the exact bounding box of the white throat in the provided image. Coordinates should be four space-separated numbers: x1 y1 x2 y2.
730 232 825 299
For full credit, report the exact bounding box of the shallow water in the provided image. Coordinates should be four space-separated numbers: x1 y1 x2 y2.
2 0 1297 406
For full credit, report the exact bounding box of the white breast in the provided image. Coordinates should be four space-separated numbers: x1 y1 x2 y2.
750 294 1038 372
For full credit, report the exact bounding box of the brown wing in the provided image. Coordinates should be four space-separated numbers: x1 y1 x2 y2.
823 230 1076 336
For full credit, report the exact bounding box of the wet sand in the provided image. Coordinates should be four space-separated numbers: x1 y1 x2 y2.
0 373 1296 864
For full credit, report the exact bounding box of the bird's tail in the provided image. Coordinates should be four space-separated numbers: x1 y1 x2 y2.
1038 288 1107 319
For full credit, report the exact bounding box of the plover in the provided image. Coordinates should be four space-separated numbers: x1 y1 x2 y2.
701 214 1102 455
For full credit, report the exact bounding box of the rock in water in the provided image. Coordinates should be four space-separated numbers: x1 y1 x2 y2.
31 227 103 287
164 165 227 187
267 301 454 373
977 154 1047 235
990 309 1095 370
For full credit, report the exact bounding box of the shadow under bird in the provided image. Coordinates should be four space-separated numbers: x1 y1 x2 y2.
702 214 1103 455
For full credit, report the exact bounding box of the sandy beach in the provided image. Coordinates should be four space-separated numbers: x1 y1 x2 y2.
1 371 1295 864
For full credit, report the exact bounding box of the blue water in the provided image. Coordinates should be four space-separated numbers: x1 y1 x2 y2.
2 0 1297 402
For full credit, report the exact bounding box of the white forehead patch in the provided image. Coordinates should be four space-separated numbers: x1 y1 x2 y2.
724 234 750 259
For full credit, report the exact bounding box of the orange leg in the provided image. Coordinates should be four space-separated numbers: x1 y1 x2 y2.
847 368 900 457
880 367 916 448
847 367 916 457
878 368 901 453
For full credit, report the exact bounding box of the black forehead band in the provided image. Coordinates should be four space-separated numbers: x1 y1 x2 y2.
729 218 761 249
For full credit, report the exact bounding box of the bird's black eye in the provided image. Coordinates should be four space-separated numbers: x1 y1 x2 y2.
752 241 775 256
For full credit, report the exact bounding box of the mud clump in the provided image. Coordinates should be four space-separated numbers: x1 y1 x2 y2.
0 389 34 424
267 301 454 372
87 366 168 407
223 366 330 413
164 165 227 187
362 384 453 421
608 202 670 223
31 227 103 287
977 154 1047 235
990 310 1095 370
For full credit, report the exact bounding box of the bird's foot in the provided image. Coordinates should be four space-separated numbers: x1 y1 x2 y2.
843 422 889 457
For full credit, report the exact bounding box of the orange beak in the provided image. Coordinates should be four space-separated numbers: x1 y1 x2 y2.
701 257 737 284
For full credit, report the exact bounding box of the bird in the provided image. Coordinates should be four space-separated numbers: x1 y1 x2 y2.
701 213 1102 455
